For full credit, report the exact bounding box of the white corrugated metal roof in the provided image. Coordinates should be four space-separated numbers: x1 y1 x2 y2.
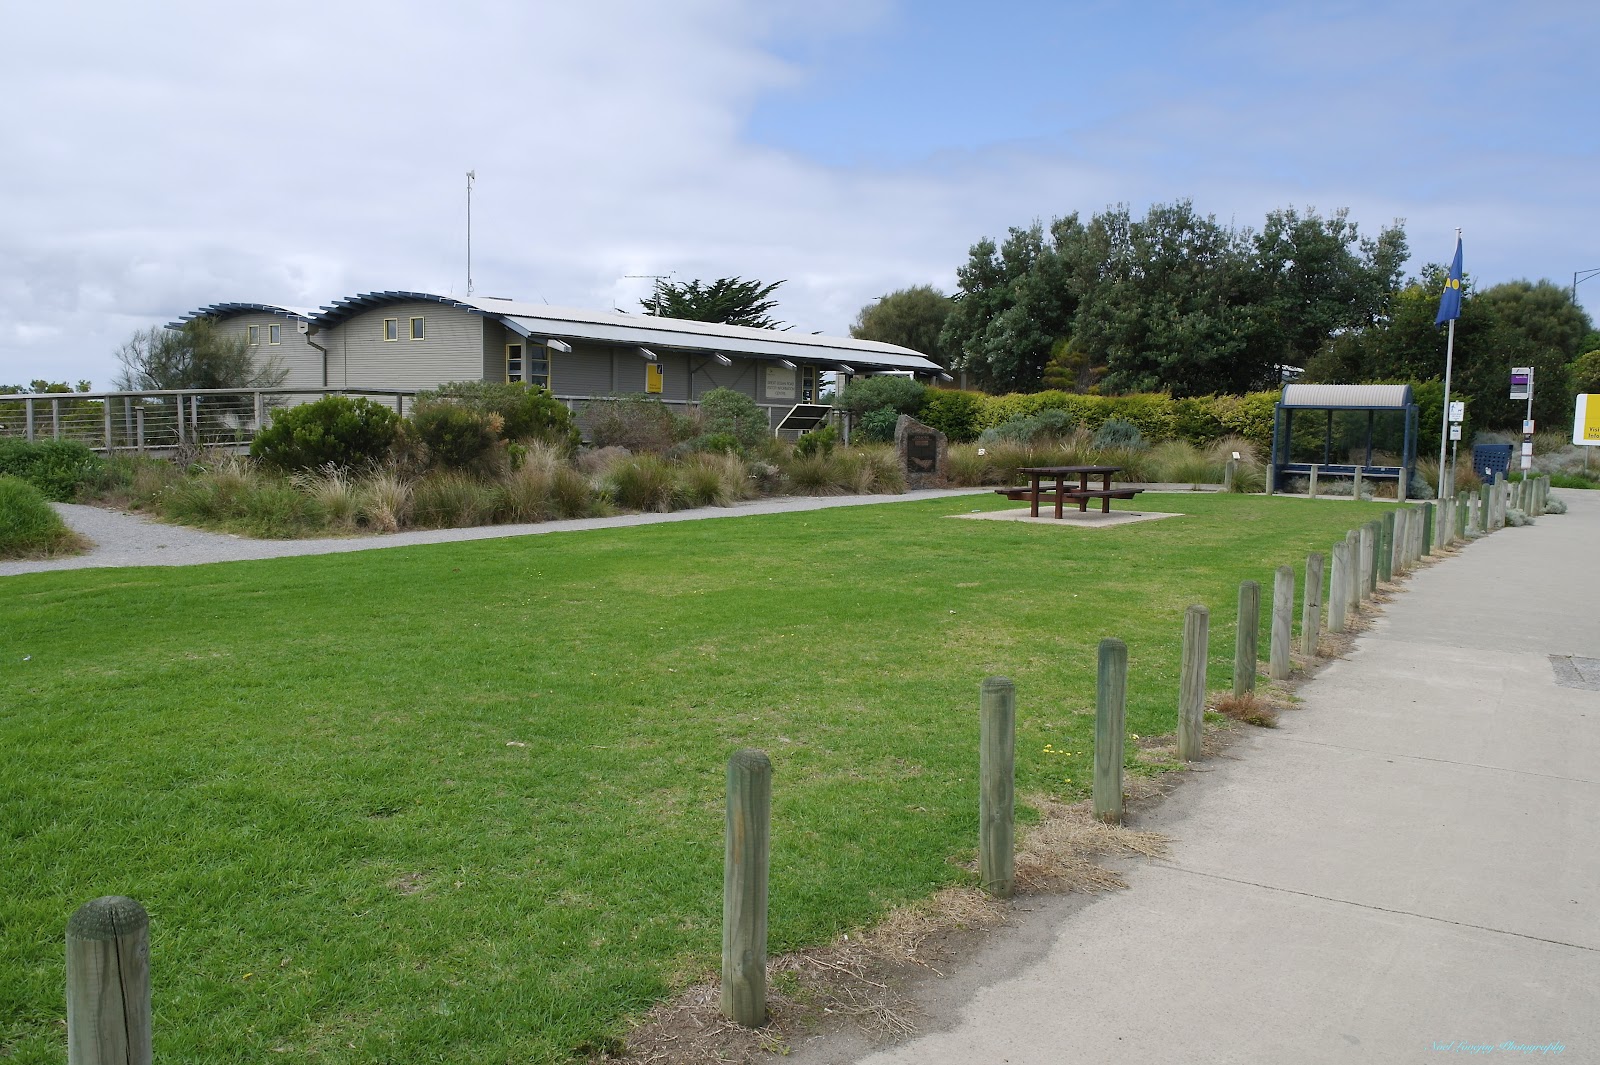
1280 384 1414 409
463 296 940 372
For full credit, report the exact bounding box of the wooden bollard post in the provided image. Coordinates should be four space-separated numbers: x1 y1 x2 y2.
67 896 152 1065
1457 491 1468 539
1301 552 1324 656
1224 457 1237 492
1367 520 1381 596
1270 565 1294 681
1379 511 1395 582
1422 502 1435 556
1233 580 1260 697
722 749 772 1028
1358 523 1374 601
1094 638 1129 824
1392 509 1409 575
1178 606 1208 762
1328 541 1349 634
979 677 1015 898
1309 464 1319 498
1353 465 1365 500
1344 529 1361 616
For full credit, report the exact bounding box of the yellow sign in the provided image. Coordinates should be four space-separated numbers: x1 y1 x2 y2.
646 362 664 394
1576 395 1600 445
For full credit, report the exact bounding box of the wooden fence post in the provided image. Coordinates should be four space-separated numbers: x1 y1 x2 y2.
1328 541 1349 634
1392 508 1409 575
979 677 1015 898
1379 511 1395 582
1094 638 1129 824
1353 466 1364 500
1233 581 1260 697
1344 530 1361 616
67 896 151 1065
722 749 772 1027
1224 458 1237 492
1301 552 1324 656
1178 606 1209 762
1357 523 1374 601
1308 465 1319 498
1270 565 1294 681
1422 502 1435 556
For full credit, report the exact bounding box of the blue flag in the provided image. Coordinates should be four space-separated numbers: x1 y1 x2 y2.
1435 237 1463 326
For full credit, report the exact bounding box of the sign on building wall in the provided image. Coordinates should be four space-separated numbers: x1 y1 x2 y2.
1574 395 1600 445
646 363 664 394
766 366 796 401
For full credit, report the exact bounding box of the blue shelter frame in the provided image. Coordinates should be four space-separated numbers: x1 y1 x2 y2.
1270 384 1418 494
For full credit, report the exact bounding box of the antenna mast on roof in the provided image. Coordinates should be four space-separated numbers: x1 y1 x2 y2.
466 170 476 297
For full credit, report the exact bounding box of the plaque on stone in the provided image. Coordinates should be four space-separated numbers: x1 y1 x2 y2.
893 414 949 489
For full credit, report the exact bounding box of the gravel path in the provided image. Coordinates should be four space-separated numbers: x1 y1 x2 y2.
0 489 991 577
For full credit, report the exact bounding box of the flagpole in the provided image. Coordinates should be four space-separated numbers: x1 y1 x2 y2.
1437 227 1461 498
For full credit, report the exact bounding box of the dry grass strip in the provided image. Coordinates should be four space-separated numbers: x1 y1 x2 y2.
605 800 1168 1064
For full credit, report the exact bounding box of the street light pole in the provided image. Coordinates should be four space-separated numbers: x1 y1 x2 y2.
1574 267 1600 305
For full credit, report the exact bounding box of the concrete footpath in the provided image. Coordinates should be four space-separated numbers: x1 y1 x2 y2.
800 492 1600 1065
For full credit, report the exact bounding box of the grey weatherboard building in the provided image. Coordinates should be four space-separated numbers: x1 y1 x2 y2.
172 291 945 430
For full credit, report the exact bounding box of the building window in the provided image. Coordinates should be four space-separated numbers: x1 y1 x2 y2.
528 344 550 389
409 316 425 341
800 365 817 402
268 324 281 345
247 325 260 346
384 318 398 342
506 343 523 383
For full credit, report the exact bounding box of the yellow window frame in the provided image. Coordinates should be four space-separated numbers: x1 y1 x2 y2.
268 324 281 345
247 324 260 346
383 318 399 342
409 316 425 341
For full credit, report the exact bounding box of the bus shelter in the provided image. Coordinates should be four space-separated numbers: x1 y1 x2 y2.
1270 384 1418 498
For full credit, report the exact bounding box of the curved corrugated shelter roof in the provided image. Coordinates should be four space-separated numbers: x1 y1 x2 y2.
1279 384 1414 410
167 302 319 328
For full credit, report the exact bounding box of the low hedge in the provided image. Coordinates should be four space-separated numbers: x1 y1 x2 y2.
932 388 1278 452
0 439 105 501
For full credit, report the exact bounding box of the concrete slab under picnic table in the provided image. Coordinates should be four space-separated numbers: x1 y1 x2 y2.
952 508 1183 528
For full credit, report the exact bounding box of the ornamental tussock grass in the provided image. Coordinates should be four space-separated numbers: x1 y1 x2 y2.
675 452 749 508
292 465 361 532
1209 690 1279 727
834 446 906 494
412 471 500 528
356 469 414 532
161 455 328 538
0 475 88 558
600 452 678 512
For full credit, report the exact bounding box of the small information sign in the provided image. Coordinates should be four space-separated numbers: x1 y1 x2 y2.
1448 401 1465 423
1521 455 1533 470
1521 442 1534 457
1523 419 1536 434
1510 366 1532 401
1449 424 1462 441
1576 395 1600 445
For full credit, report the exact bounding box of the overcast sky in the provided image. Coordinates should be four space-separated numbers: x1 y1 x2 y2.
3 0 1596 389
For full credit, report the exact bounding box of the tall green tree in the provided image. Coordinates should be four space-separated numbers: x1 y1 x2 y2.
940 218 1082 392
850 285 954 364
641 277 785 329
114 318 288 391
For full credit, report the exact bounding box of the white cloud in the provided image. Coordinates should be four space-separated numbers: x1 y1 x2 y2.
2 0 1595 388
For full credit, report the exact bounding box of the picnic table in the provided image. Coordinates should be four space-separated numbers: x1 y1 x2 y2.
994 465 1143 518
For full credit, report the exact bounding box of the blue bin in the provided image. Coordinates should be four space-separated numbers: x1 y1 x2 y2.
1471 444 1513 484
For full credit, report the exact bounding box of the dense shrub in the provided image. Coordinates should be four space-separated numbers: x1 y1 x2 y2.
1093 418 1145 449
410 402 501 472
857 408 901 443
919 389 985 442
585 394 690 453
979 409 1076 445
0 439 105 501
837 376 926 417
417 381 580 448
697 388 769 450
251 395 400 471
162 458 329 538
794 424 838 459
0 475 84 557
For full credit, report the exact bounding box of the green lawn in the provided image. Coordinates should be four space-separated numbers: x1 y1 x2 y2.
1 492 1396 1062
